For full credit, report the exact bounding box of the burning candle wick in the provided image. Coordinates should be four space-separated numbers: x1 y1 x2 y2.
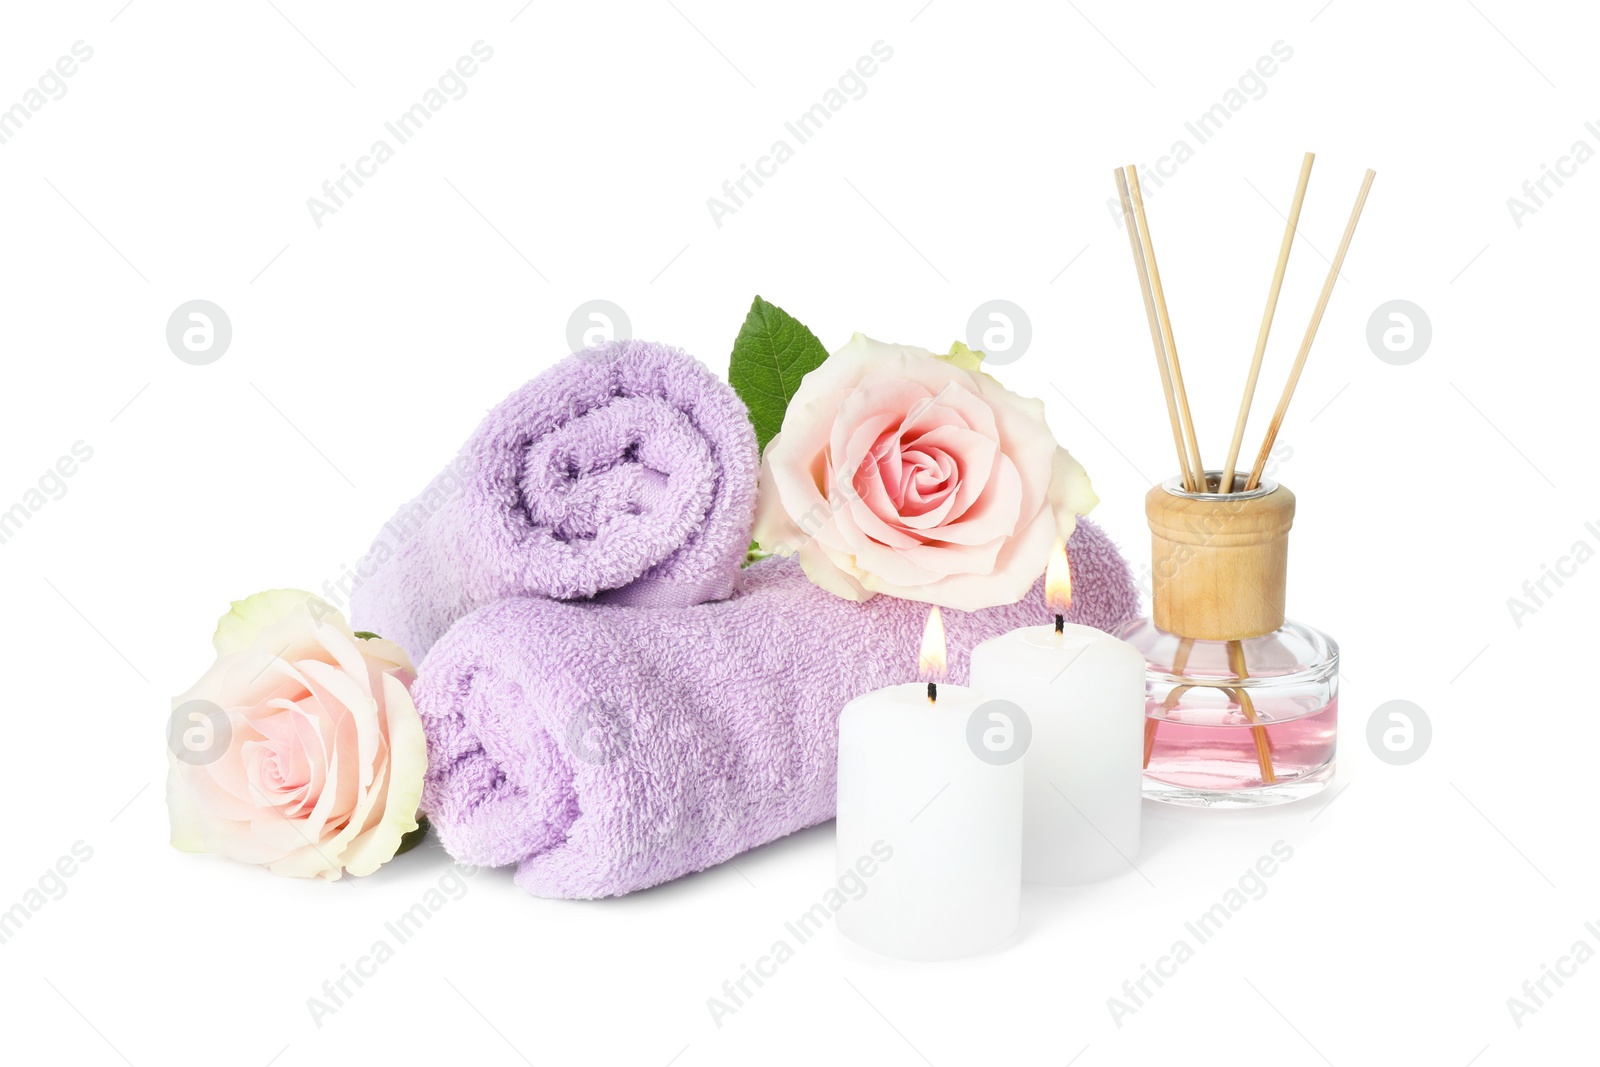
917 606 947 706
1045 539 1072 635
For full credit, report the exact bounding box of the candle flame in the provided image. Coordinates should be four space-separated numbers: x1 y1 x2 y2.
917 606 947 682
1045 538 1072 614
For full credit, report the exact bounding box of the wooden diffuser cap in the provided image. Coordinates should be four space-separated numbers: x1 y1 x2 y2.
1146 474 1296 642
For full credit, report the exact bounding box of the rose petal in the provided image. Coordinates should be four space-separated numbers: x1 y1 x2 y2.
1048 446 1098 534
312 623 379 701
213 589 344 660
840 416 923 550
166 764 206 853
356 636 415 676
834 527 949 588
751 333 1096 612
914 454 1024 548
830 377 936 468
966 372 1070 522
752 448 812 555
801 540 874 601
339 671 426 877
861 501 1060 610
907 424 997 520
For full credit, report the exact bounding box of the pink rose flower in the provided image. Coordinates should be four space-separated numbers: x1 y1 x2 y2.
752 334 1097 610
166 590 427 880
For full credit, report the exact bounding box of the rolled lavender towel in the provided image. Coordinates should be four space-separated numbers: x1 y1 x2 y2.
414 518 1138 899
349 339 759 662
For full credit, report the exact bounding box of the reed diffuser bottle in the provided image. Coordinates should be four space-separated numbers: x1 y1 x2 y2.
1109 151 1372 807
1116 473 1338 807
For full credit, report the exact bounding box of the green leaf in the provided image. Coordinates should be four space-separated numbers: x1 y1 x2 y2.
394 815 430 856
352 631 382 641
728 295 830 455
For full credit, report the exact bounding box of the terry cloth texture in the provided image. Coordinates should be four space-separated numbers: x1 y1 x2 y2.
414 519 1138 898
350 339 759 662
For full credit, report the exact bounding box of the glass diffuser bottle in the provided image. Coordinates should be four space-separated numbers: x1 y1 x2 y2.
1115 472 1338 807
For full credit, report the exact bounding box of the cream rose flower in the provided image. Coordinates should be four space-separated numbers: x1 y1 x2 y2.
166 590 427 880
752 334 1097 610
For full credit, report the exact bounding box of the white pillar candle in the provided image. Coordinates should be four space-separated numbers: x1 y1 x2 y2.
969 540 1146 885
835 610 1022 961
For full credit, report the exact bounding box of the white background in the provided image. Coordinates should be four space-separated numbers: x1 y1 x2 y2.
1 1 1592 1064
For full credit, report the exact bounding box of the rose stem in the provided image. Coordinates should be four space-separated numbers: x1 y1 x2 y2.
1125 164 1206 493
1115 166 1195 492
1220 152 1315 495
1246 168 1377 491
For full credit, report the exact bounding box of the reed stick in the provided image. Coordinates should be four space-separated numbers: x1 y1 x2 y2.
1145 646 1277 785
1145 638 1196 769
1245 168 1377 490
1125 165 1206 492
1115 168 1193 491
1226 640 1277 784
1146 684 1192 769
1171 636 1195 675
1220 152 1314 494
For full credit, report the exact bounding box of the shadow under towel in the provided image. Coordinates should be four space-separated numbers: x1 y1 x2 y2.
349 339 759 663
413 518 1139 899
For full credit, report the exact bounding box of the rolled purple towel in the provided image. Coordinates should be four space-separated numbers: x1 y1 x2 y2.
414 518 1138 899
349 340 759 662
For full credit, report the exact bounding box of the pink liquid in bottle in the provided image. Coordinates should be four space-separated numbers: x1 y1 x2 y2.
1116 617 1339 808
